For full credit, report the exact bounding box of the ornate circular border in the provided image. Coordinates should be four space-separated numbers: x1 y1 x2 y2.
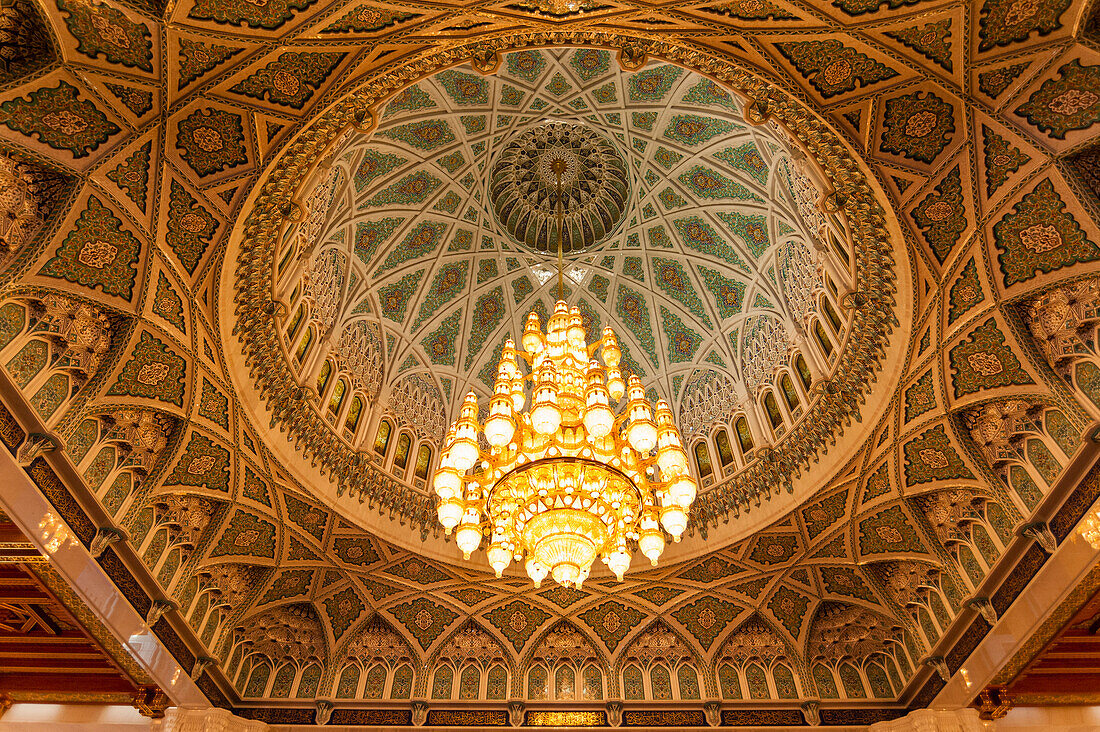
232 32 900 534
489 121 631 254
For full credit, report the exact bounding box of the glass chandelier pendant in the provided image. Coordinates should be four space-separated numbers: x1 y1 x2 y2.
432 145 697 589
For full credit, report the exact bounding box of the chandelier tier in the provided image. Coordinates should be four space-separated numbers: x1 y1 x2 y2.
434 302 697 588
434 146 695 589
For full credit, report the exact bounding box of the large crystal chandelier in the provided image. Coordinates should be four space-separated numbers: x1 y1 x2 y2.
432 147 697 589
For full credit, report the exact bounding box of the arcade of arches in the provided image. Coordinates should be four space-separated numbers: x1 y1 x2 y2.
0 0 1099 730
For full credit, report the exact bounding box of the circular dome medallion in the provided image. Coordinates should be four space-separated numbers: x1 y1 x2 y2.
489 122 629 255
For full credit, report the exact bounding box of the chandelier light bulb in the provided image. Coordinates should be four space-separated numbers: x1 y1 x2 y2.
522 312 544 353
607 549 631 581
627 416 658 454
487 542 512 576
552 562 581 587
438 499 464 532
526 557 549 588
601 327 621 366
510 378 526 412
660 505 688 541
500 339 519 377
625 376 658 452
567 307 585 346
657 446 689 477
485 374 517 447
638 528 665 565
654 400 688 474
606 366 625 402
449 393 481 471
433 467 462 500
531 364 562 436
583 363 614 438
456 522 482 559
668 475 697 507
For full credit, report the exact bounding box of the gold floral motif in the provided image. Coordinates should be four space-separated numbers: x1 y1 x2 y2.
698 607 716 628
876 525 903 543
42 110 88 135
822 59 852 85
1020 223 1062 253
1048 89 1098 116
968 351 1004 376
136 361 169 385
925 201 955 221
179 212 208 233
187 455 216 474
77 240 116 269
89 15 129 48
191 126 223 152
272 70 300 96
1004 0 1039 25
233 529 259 546
919 448 949 468
905 111 939 137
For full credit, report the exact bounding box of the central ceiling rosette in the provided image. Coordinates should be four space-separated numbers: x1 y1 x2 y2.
235 44 899 555
489 121 630 254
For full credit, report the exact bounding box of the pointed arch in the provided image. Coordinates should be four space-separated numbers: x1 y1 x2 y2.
618 619 702 671
227 603 328 695
434 619 510 664
434 618 514 669
523 620 609 701
806 602 909 700
617 619 710 701
337 613 417 667
713 613 808 702
331 613 417 700
522 619 607 673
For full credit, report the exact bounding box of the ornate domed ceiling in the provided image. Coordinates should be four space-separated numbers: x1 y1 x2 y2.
0 0 1097 725
311 49 853 413
239 47 898 554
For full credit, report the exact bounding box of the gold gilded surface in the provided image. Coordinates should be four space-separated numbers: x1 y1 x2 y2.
526 710 607 726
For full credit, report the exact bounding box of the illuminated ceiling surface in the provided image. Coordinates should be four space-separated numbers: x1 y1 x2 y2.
0 0 1096 725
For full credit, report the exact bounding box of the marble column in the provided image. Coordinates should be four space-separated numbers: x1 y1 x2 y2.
153 708 267 732
869 708 987 732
